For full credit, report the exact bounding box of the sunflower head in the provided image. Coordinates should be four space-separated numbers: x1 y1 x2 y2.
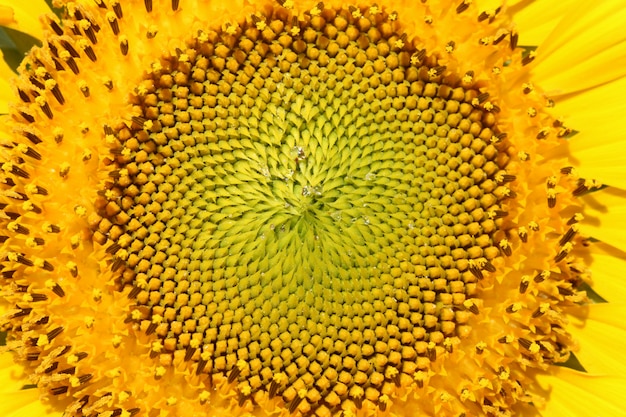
0 1 623 417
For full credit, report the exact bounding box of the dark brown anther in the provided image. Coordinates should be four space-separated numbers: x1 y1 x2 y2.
31 293 49 302
466 303 479 315
84 26 97 44
84 46 97 61
3 269 16 278
172 0 180 11
10 223 30 235
547 194 556 208
519 278 529 294
10 308 31 318
238 393 248 407
518 230 528 243
66 57 80 74
228 365 242 383
94 0 106 7
47 326 64 341
554 249 569 263
499 241 512 256
57 366 74 375
40 102 53 119
52 57 64 71
14 254 34 266
29 76 45 89
79 374 93 384
127 286 141 299
47 224 61 233
22 131 42 144
42 260 54 271
51 84 65 104
131 116 147 127
469 264 483 280
433 65 447 76
18 88 31 102
497 175 516 184
572 180 589 196
61 41 80 58
557 286 574 296
145 322 157 335
522 51 535 65
19 111 35 123
75 352 88 361
510 32 519 49
111 257 124 272
533 271 547 283
456 1 470 13
35 186 49 195
428 345 437 360
120 39 129 55
493 32 507 45
288 396 304 413
109 18 120 35
51 386 69 395
477 11 489 22
80 85 90 98
49 19 64 35
476 92 490 103
113 2 123 18
559 227 577 246
566 215 580 225
518 338 533 351
184 346 196 361
196 358 208 375
52 284 65 297
8 164 30 179
128 409 140 416
269 379 279 397
483 261 496 273
531 307 545 318
145 0 153 12
536 129 549 139
4 211 19 220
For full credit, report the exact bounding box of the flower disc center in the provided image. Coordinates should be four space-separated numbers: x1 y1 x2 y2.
100 6 510 414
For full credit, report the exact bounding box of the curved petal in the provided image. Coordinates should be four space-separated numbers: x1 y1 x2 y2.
0 50 14 113
580 187 626 250
531 1 626 95
550 74 626 190
565 304 626 375
0 0 52 41
507 0 579 46
586 242 626 302
536 367 626 417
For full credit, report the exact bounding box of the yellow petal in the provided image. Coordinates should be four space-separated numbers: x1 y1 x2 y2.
531 1 626 95
565 304 626 375
0 51 14 113
508 0 579 46
536 367 626 417
0 354 28 394
580 187 626 250
0 0 52 40
549 75 626 189
586 242 626 302
0 390 63 417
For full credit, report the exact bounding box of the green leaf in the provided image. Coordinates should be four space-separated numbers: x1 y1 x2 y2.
0 26 41 72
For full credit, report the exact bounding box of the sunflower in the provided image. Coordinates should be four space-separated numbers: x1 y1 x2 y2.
1 0 625 416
